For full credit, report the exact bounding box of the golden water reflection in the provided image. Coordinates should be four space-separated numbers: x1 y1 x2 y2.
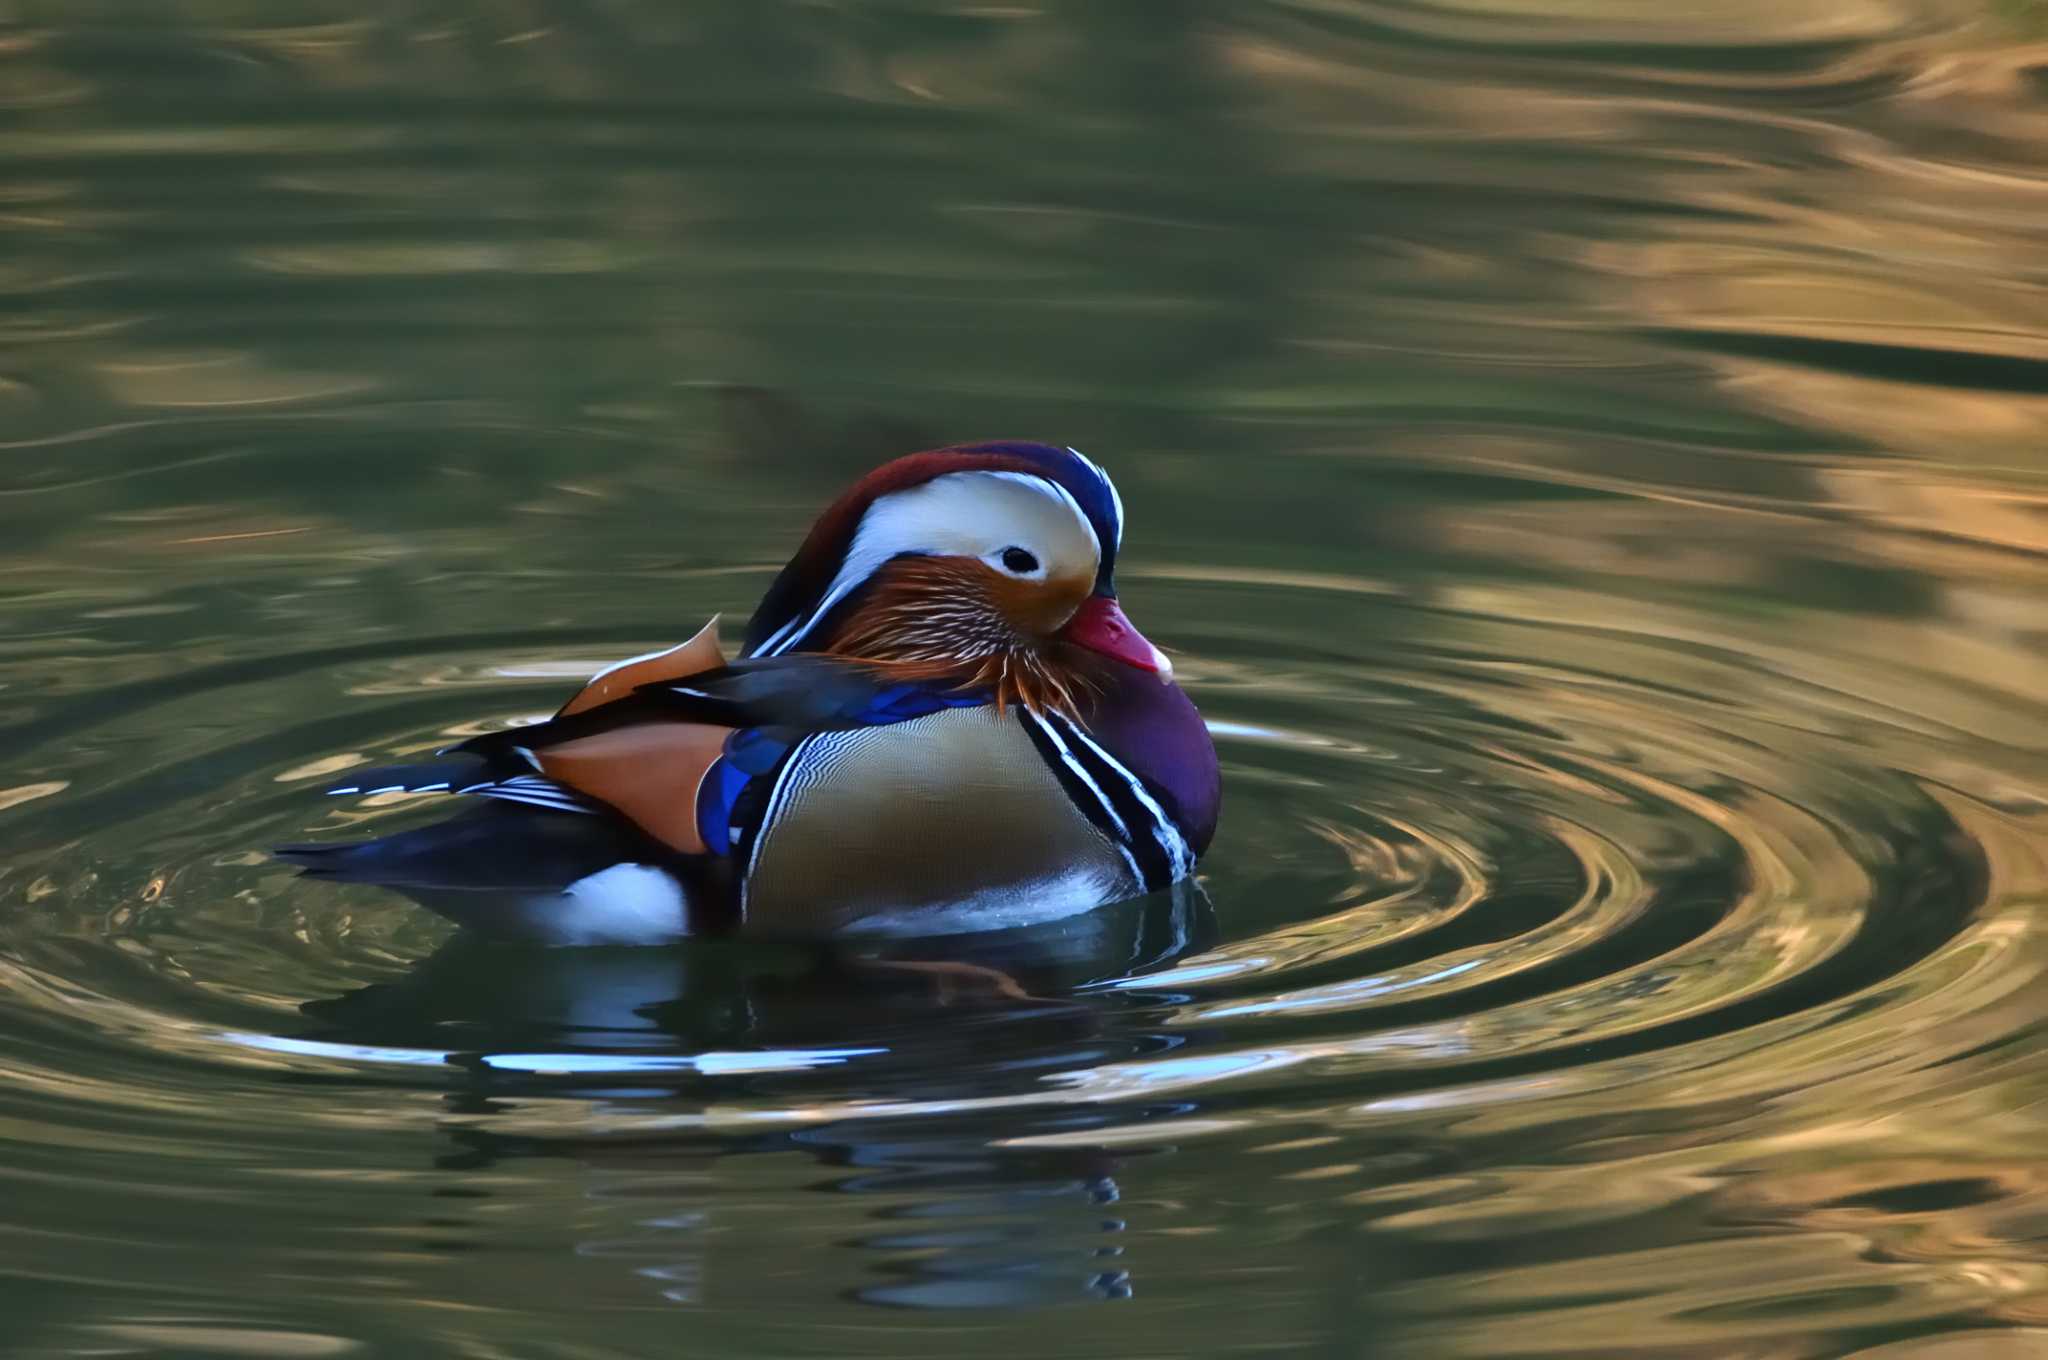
3 1 2048 1356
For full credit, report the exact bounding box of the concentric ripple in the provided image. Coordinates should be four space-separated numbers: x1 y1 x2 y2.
8 0 2048 1352
5 554 2045 1343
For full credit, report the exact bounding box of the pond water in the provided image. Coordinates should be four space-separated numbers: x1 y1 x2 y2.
5 3 2048 1356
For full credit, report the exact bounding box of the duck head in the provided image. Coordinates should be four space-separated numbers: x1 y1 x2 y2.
743 442 1172 714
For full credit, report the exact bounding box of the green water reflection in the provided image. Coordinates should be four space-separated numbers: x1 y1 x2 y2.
4 2 2048 1357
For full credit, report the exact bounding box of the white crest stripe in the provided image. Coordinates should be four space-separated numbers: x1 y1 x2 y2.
982 472 1101 559
746 468 1102 659
1068 446 1123 548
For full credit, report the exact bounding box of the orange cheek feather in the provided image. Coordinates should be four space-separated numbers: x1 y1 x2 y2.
988 567 1093 636
823 558 1102 715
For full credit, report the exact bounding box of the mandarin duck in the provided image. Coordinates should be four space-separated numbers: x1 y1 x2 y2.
277 442 1220 944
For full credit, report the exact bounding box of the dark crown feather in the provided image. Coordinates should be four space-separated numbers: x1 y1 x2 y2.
741 441 1125 658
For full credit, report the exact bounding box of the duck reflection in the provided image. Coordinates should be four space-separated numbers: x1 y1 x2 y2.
294 884 1215 1308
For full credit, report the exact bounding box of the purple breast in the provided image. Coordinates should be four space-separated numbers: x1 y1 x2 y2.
1082 674 1221 856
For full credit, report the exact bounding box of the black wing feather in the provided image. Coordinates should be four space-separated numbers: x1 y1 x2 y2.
445 655 912 761
276 802 664 890
318 754 503 798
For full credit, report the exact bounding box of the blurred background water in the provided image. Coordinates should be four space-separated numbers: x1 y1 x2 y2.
4 2 2048 1356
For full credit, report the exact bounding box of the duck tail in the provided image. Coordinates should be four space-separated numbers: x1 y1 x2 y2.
272 839 387 882
313 756 498 799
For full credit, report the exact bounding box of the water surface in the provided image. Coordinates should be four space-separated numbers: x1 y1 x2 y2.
5 3 2048 1356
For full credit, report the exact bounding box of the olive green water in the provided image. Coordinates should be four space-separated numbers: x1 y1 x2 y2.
6 3 2048 1356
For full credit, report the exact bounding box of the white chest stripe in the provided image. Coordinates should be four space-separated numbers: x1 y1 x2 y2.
1045 713 1193 882
1024 714 1130 841
738 731 826 919
1016 713 1146 887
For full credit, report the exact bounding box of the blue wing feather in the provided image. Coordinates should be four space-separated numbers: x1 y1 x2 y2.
330 657 993 862
689 680 989 856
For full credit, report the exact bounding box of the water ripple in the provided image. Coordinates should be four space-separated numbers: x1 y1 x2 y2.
5 0 2048 1351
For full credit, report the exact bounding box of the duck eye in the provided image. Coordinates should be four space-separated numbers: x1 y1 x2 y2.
999 546 1040 574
